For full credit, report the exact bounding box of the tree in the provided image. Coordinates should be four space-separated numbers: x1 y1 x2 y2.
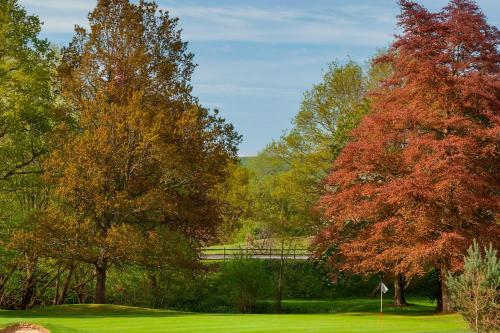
263 61 371 232
220 259 268 313
244 61 386 312
43 0 239 304
0 0 56 309
213 161 253 243
243 61 372 243
251 172 304 313
447 241 499 333
317 0 499 312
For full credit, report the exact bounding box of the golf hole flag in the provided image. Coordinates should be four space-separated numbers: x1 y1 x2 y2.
380 282 389 313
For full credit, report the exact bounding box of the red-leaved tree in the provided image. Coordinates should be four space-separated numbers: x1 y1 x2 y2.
315 0 499 312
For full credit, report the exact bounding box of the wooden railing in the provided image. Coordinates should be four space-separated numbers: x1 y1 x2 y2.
201 247 310 261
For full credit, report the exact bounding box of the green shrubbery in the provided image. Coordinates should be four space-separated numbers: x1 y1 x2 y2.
106 267 227 312
219 259 269 312
103 259 451 314
105 260 441 313
447 242 499 333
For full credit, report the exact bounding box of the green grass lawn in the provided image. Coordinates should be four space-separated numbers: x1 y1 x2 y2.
204 236 312 255
0 299 468 333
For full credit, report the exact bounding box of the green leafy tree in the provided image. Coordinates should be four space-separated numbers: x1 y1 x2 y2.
0 0 55 182
447 241 499 333
243 60 388 312
213 161 253 243
220 259 268 313
0 0 56 309
254 61 375 234
251 172 304 313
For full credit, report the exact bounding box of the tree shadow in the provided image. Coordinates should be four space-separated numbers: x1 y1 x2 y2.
256 298 440 316
0 305 193 319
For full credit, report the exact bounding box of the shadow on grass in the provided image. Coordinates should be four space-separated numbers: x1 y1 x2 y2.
256 298 438 316
0 298 440 319
0 304 193 319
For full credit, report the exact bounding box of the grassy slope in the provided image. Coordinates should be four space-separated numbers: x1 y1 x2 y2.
204 237 312 255
0 299 468 333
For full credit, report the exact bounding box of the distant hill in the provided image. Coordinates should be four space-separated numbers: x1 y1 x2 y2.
239 156 256 167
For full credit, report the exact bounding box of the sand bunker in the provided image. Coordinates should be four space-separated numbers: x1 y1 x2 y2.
0 324 50 333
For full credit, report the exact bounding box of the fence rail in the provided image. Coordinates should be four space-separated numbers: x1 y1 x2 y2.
201 247 310 261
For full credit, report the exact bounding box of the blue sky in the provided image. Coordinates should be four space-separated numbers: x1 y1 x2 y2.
19 0 499 156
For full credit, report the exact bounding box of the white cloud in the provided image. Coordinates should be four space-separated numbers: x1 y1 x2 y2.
19 0 92 34
165 4 395 45
195 83 296 97
20 0 93 11
19 0 396 45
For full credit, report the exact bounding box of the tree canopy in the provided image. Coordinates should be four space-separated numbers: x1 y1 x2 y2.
0 0 57 310
244 61 373 238
26 0 240 304
316 0 499 312
0 0 56 183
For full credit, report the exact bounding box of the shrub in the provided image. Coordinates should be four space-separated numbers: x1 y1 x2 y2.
267 261 334 299
219 259 269 312
447 241 499 333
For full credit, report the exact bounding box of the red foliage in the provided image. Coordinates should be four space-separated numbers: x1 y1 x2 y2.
316 0 499 278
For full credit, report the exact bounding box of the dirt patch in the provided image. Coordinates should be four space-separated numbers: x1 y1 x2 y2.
0 324 50 333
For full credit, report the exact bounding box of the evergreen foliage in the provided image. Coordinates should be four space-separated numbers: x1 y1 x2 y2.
447 241 499 333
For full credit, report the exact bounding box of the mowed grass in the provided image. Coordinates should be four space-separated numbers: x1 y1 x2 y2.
0 299 468 333
204 236 312 255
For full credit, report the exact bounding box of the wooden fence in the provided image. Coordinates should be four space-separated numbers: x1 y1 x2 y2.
201 247 310 261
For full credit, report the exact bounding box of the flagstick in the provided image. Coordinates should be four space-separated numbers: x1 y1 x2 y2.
379 281 383 332
380 280 383 313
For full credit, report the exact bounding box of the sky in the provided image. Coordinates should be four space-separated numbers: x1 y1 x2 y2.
19 0 499 156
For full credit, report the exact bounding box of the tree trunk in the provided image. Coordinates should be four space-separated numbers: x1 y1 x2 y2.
57 265 74 305
274 237 284 314
95 222 109 304
436 268 453 313
20 257 37 310
393 273 407 307
95 258 107 304
53 271 60 305
148 273 159 308
20 275 36 310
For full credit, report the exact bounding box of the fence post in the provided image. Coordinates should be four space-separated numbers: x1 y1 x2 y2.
223 247 226 261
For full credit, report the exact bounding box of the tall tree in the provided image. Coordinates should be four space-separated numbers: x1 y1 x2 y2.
244 61 376 312
213 161 253 243
0 0 56 309
251 171 305 313
317 0 499 312
252 61 371 234
44 0 239 304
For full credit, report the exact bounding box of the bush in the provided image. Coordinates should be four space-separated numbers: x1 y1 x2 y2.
106 265 229 312
106 260 440 314
447 241 499 333
219 259 269 312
